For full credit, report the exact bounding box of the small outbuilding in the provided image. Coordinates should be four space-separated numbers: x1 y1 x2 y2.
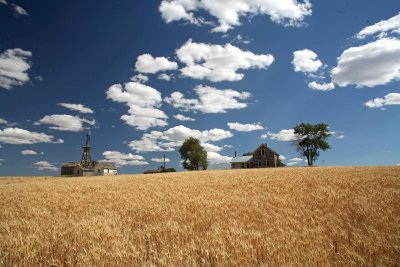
230 143 285 169
61 130 117 176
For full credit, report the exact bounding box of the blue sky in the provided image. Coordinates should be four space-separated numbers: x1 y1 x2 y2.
0 0 399 175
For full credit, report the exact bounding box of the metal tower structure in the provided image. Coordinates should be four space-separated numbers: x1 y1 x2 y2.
80 129 92 167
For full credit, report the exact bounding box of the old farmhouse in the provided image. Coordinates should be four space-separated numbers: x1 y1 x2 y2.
230 143 285 169
61 130 117 176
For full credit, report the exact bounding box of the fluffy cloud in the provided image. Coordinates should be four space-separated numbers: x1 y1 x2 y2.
135 54 178 74
102 151 148 166
58 103 94 114
12 4 28 16
261 129 297 141
279 155 286 161
176 39 274 82
158 73 172 81
130 73 149 83
159 0 312 32
129 125 233 152
202 142 222 152
0 128 63 145
0 117 15 126
165 85 251 113
357 13 400 39
364 93 400 108
174 114 195 121
128 131 174 152
331 38 400 88
292 49 322 73
0 0 7 5
308 81 335 91
151 157 171 163
0 48 32 90
106 82 168 131
34 161 57 171
207 151 232 164
289 157 303 162
227 122 264 132
286 162 300 166
35 115 95 132
21 149 37 155
163 125 233 143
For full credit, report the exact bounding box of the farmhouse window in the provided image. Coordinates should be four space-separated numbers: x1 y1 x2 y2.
258 161 261 167
267 161 270 166
261 149 265 155
241 163 245 168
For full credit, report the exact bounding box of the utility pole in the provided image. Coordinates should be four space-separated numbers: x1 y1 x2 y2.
163 154 166 170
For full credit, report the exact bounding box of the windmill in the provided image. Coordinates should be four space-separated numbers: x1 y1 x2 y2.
80 129 92 167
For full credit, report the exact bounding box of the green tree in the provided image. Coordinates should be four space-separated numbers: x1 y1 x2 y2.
179 137 208 170
293 123 331 166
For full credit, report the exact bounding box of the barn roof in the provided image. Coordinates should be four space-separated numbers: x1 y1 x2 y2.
253 143 280 156
230 156 253 163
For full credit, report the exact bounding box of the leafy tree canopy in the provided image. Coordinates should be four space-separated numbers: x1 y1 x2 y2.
179 137 208 170
293 123 331 166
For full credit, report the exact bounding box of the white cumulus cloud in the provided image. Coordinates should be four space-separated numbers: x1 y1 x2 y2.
289 157 303 162
58 103 94 114
207 151 232 164
227 122 264 132
159 0 312 32
0 128 63 145
21 149 38 155
102 150 148 166
130 73 149 83
128 131 174 152
35 114 95 132
261 129 297 141
151 157 171 163
202 142 222 152
364 93 400 108
165 85 251 113
34 161 57 171
357 12 400 39
135 54 178 74
308 81 335 91
106 82 168 131
129 125 233 153
176 39 274 82
158 73 172 81
174 114 195 121
12 4 28 16
292 49 322 73
0 48 32 90
0 117 16 126
331 38 400 88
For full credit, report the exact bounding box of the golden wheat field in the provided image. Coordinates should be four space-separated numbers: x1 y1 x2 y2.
0 166 399 266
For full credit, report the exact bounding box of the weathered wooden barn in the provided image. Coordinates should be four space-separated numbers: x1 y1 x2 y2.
230 143 285 169
61 130 117 176
61 162 117 176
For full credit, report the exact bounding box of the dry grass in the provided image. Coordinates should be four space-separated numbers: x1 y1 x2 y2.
0 166 399 266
